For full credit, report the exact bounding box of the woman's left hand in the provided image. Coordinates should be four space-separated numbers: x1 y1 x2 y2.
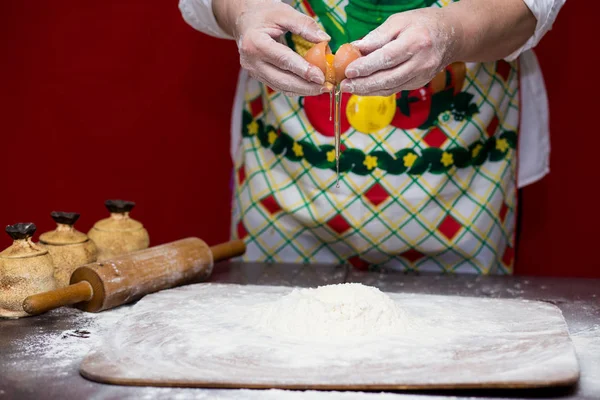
341 8 463 96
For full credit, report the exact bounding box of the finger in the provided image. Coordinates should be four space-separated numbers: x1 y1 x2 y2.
252 61 324 96
344 69 430 95
254 34 325 84
345 40 413 78
341 60 416 95
274 4 330 43
359 76 420 97
351 15 405 55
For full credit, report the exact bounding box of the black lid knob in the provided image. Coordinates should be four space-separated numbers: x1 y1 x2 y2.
105 199 135 214
50 211 80 226
6 223 36 240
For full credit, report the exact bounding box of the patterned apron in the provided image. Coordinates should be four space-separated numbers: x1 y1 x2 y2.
231 0 520 274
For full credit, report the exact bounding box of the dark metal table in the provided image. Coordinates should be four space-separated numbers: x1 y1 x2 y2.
1 262 599 400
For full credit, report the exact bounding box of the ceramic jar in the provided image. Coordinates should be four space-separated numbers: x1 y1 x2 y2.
39 211 98 288
88 200 149 261
0 223 57 318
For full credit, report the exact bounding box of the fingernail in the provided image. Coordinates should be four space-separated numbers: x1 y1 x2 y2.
341 81 354 93
345 68 359 78
317 31 330 41
309 70 324 84
320 86 331 94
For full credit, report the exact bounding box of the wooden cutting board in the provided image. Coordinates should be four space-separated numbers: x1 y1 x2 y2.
80 283 580 390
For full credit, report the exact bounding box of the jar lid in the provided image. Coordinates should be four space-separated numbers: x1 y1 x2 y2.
39 211 89 245
0 223 49 259
6 222 36 240
92 199 144 232
105 199 135 214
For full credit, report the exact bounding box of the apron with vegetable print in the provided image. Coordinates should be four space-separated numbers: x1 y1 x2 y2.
231 0 520 274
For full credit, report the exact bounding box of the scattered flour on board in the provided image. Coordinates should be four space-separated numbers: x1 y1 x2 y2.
255 283 414 340
87 283 579 387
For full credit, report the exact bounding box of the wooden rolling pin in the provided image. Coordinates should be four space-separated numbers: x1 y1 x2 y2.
23 237 245 315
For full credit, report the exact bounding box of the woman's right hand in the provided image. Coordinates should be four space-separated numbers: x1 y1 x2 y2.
214 0 330 96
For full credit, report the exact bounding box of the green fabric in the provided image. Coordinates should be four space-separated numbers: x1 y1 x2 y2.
305 0 437 50
345 0 432 41
305 0 348 51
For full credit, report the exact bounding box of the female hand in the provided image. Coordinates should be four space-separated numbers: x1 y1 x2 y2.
341 8 463 96
217 0 331 96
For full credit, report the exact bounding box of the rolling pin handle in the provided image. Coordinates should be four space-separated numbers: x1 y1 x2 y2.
22 281 94 316
210 240 246 263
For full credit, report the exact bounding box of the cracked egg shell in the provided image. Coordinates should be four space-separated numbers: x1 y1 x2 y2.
304 42 361 85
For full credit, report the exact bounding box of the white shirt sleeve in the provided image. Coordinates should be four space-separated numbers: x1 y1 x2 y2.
179 0 234 40
505 0 566 61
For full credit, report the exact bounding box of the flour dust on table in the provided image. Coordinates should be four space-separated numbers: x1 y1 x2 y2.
255 283 416 340
11 305 133 376
81 283 579 390
571 324 600 393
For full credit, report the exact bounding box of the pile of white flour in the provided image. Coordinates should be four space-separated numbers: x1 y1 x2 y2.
255 283 412 339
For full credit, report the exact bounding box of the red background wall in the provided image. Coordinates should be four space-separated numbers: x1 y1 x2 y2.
0 1 597 278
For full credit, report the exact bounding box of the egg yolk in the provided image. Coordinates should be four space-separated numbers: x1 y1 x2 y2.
325 54 336 85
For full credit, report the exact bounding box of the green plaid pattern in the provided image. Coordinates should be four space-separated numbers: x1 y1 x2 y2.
231 0 519 274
